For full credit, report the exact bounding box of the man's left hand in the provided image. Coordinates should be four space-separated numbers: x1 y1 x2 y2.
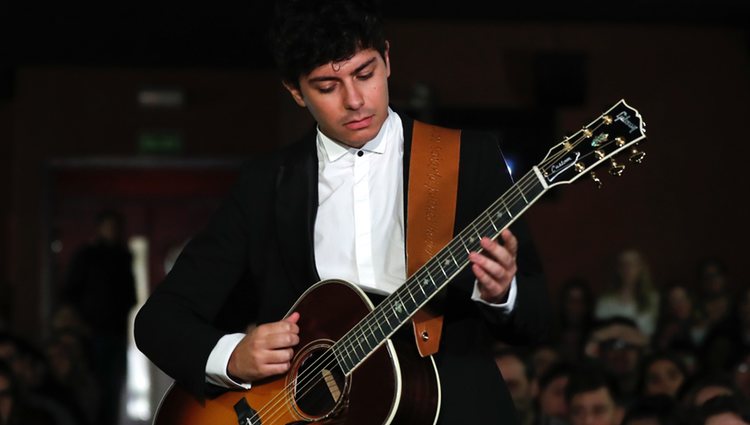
469 229 518 304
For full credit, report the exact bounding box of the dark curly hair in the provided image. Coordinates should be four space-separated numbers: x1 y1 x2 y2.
267 0 387 87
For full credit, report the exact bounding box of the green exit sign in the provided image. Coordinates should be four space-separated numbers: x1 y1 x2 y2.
138 131 184 154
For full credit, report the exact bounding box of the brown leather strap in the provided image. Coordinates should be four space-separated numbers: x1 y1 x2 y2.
407 120 461 357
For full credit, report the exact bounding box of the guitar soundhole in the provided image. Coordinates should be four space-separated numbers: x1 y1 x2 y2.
292 343 347 419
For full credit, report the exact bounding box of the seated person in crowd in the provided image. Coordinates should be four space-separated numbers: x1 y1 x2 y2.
565 363 624 425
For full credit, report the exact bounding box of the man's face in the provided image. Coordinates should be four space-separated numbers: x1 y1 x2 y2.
496 355 532 410
539 375 569 418
285 47 391 149
644 359 685 397
599 338 641 378
569 387 620 425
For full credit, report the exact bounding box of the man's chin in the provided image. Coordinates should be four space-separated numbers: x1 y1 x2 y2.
337 129 377 148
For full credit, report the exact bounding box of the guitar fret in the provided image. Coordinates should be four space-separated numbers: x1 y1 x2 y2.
477 219 496 241
375 316 385 336
516 185 529 203
384 302 399 329
356 335 366 359
405 285 417 305
364 326 379 349
449 248 459 266
487 210 499 232
459 234 470 254
473 223 482 241
502 198 514 218
414 277 427 296
426 269 437 287
340 346 354 371
319 100 643 382
437 258 448 277
335 349 349 372
391 297 406 322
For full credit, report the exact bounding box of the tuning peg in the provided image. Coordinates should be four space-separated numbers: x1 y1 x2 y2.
590 172 603 189
609 158 625 177
629 147 646 164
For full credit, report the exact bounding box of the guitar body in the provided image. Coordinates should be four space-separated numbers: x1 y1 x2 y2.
153 279 441 425
151 100 647 425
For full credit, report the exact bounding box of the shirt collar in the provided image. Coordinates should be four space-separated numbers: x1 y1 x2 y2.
317 108 393 162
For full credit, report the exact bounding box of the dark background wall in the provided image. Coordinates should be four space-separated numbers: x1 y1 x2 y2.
2 1 749 339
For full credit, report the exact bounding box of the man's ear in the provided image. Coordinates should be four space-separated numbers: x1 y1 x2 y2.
283 81 306 107
384 40 391 78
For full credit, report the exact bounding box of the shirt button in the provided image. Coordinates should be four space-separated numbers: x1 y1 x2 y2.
357 151 364 157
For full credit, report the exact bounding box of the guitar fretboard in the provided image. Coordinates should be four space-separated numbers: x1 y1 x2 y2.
331 168 548 374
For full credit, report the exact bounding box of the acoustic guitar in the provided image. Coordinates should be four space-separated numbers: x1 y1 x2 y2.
152 99 647 425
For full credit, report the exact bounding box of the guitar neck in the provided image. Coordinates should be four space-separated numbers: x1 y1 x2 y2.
332 167 548 375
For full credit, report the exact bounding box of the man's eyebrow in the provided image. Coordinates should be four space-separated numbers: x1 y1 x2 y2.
307 57 377 84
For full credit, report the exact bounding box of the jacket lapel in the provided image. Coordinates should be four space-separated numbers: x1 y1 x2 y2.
274 134 321 292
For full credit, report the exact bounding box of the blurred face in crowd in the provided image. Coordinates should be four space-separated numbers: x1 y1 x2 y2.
496 354 532 411
539 375 569 418
699 263 726 295
705 413 749 425
694 385 733 406
644 359 685 397
532 346 560 380
569 387 621 425
564 287 589 325
601 341 641 378
666 286 692 321
617 250 645 287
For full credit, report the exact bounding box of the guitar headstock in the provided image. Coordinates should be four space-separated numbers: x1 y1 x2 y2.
536 99 647 188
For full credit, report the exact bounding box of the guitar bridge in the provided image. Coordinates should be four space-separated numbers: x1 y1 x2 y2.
233 397 258 425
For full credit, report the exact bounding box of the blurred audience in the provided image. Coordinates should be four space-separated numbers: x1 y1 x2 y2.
639 351 689 399
679 372 742 408
495 347 536 425
0 360 56 425
697 394 750 425
653 282 705 351
554 278 596 363
595 249 659 337
58 209 135 425
700 286 750 373
584 317 648 403
2 237 747 425
620 394 677 425
565 362 624 425
695 258 733 332
530 344 561 385
534 361 572 425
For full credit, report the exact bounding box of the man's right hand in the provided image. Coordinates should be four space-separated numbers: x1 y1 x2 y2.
227 312 300 382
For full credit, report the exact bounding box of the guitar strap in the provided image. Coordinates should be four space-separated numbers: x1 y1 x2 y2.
407 120 461 357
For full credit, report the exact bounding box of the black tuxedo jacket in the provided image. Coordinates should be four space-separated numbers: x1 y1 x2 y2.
135 115 550 424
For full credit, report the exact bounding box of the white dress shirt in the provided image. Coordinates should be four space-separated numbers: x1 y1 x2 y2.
206 109 517 388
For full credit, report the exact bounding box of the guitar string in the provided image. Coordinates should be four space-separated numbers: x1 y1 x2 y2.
255 170 543 425
253 167 554 424
251 122 616 424
252 118 625 424
251 117 626 424
253 169 544 425
257 118 642 424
